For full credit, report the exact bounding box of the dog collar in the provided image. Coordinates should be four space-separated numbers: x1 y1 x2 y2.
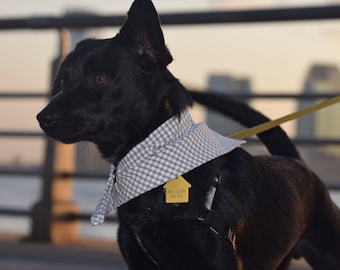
91 110 245 225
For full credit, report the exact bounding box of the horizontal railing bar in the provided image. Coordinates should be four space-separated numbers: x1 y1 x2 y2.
194 92 339 100
159 5 340 25
0 208 31 217
0 91 338 100
0 93 48 98
0 5 340 31
1 132 338 143
0 169 43 177
329 185 340 191
0 131 43 137
247 138 340 145
0 169 107 179
0 208 118 222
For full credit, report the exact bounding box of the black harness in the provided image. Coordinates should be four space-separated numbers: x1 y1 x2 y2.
136 174 240 267
197 174 237 252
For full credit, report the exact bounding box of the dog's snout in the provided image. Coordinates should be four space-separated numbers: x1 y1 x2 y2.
37 113 56 128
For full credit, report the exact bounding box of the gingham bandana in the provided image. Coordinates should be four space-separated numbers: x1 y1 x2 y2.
91 110 245 225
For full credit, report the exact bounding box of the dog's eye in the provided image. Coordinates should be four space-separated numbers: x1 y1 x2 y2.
94 73 108 86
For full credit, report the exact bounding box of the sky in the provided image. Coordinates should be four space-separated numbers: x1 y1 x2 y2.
1 0 340 165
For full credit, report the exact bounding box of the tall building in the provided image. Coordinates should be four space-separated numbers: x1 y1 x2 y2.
297 64 340 156
205 74 252 136
297 64 340 137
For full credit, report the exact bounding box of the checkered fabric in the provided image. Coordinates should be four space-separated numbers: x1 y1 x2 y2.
91 110 245 226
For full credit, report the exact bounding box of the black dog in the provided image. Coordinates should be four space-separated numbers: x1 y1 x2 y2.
37 0 340 269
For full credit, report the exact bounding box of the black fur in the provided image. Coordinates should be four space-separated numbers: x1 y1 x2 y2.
37 0 340 269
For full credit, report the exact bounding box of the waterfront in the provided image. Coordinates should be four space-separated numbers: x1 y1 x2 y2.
0 175 119 240
0 174 339 240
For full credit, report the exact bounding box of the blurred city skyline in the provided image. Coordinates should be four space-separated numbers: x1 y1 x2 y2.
1 0 340 165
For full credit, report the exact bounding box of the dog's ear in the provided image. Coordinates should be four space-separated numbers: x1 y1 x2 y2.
118 0 172 70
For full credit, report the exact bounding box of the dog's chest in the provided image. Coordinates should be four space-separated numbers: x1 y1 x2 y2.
117 168 222 228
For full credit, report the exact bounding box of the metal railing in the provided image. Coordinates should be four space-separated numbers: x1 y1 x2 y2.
1 5 340 30
0 4 340 241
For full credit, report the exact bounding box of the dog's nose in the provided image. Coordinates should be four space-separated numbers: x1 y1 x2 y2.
37 113 56 128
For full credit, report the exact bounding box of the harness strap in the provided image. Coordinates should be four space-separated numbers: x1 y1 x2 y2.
197 174 238 254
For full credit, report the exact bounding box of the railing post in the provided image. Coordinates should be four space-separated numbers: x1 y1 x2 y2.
29 28 79 244
30 141 79 243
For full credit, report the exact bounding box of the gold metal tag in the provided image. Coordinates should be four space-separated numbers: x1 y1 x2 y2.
164 176 191 203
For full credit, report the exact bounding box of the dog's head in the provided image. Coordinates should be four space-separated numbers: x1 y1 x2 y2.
37 0 192 161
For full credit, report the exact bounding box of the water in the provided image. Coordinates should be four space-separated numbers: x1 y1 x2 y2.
0 175 339 240
0 175 118 240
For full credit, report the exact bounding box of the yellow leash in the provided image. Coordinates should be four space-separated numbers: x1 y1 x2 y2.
229 96 340 140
